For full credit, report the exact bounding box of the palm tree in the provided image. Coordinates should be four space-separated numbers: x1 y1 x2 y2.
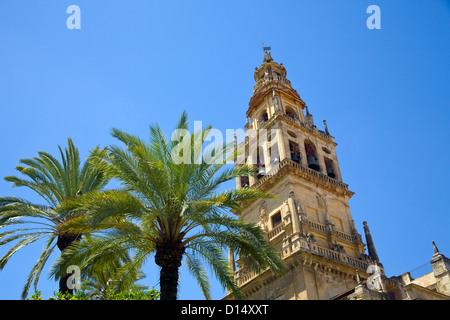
53 112 285 300
82 269 149 300
0 138 110 298
74 240 149 300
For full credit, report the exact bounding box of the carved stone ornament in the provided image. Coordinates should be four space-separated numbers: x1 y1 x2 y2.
272 89 280 112
259 202 268 219
264 51 273 63
333 242 345 253
316 193 327 210
306 232 316 243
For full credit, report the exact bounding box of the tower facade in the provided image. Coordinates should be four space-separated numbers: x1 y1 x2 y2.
224 52 374 300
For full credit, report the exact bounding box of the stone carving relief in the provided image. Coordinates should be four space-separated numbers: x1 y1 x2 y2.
306 232 316 243
316 193 327 209
259 201 269 232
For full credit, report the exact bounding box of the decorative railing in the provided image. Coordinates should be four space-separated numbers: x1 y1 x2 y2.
280 113 334 142
233 215 366 287
256 112 334 144
284 159 349 190
268 224 284 240
335 230 355 242
234 240 370 287
253 77 292 92
316 246 341 261
306 219 358 243
235 269 258 287
308 220 327 233
252 158 349 191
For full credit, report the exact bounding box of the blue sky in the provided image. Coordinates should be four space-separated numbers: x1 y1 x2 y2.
0 0 449 300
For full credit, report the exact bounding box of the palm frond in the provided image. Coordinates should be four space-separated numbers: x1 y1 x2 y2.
184 249 211 299
21 235 57 299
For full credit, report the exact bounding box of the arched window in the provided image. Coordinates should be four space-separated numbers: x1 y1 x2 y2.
268 131 280 166
259 110 269 123
289 141 301 163
285 106 298 119
304 141 320 171
324 158 336 178
257 149 265 178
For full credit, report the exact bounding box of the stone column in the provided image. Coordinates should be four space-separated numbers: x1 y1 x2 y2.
317 150 327 174
288 191 301 236
246 130 258 186
276 123 288 162
235 175 242 190
299 139 308 168
332 151 343 181
262 140 271 174
272 89 281 116
260 205 269 242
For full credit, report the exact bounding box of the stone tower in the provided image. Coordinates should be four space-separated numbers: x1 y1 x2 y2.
224 51 375 300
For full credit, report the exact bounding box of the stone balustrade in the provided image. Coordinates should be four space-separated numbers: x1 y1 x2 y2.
253 77 292 92
234 238 370 287
268 223 284 240
252 158 349 191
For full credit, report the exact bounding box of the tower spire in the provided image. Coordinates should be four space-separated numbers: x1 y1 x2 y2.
305 105 311 116
323 120 330 135
363 221 380 263
432 240 440 254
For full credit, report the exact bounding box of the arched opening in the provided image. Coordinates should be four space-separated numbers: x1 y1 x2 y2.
324 157 336 178
268 131 280 167
304 141 320 171
240 175 249 188
269 145 280 167
257 148 265 178
289 141 301 163
259 110 269 123
271 212 282 228
285 106 298 119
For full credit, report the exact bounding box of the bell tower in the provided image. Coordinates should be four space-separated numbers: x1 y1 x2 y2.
225 51 375 300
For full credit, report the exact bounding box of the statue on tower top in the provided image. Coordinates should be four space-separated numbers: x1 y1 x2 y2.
263 51 273 63
262 42 273 63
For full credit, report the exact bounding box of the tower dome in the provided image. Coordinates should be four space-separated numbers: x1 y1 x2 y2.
253 51 291 93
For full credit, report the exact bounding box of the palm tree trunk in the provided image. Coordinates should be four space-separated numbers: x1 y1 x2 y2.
57 233 81 295
155 241 184 300
159 262 180 300
58 276 73 296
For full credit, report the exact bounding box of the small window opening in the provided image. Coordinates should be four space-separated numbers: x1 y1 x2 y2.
240 176 249 188
285 106 298 119
271 212 282 228
289 141 301 163
257 149 265 178
260 111 269 123
324 158 335 178
305 142 320 172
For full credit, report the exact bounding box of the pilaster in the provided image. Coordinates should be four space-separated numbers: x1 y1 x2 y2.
431 241 450 296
